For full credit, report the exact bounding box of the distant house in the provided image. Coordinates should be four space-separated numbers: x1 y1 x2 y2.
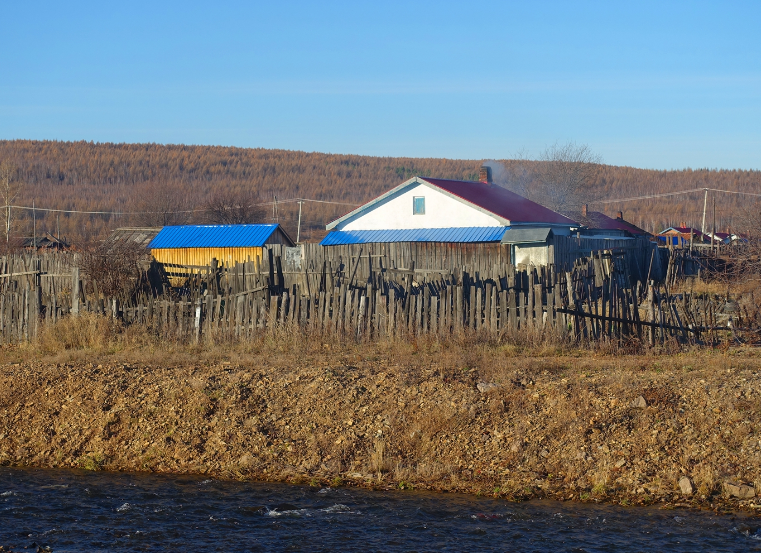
562 205 650 239
148 224 294 281
657 226 709 246
321 168 577 265
705 231 749 245
21 233 70 252
709 231 731 245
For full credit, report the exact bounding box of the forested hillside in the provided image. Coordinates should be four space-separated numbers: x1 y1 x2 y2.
0 140 758 244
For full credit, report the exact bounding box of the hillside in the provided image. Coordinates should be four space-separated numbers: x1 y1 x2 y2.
0 140 758 244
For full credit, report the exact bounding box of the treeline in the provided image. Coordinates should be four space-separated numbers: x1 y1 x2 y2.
0 139 758 244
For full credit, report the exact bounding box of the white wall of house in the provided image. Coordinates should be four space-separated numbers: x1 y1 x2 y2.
515 244 549 266
336 182 503 231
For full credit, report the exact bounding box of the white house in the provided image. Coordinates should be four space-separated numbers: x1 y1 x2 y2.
321 169 578 265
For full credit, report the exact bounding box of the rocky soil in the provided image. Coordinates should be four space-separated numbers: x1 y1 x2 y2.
2 347 761 513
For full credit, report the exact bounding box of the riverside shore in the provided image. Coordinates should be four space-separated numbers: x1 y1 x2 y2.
2 341 761 513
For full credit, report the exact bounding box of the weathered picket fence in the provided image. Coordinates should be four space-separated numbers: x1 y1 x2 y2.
0 248 751 346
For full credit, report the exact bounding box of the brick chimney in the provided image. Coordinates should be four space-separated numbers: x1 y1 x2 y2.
479 166 492 184
581 204 588 217
616 211 623 220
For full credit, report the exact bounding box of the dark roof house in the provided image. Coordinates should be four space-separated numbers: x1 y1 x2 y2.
562 205 650 238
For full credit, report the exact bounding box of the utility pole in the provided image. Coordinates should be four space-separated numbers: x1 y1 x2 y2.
273 195 278 224
32 199 36 250
701 188 708 234
296 200 303 243
712 195 717 256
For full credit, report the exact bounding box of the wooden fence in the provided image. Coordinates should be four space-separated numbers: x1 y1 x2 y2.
0 248 749 347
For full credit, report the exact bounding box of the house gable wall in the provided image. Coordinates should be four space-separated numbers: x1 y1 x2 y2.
336 181 503 231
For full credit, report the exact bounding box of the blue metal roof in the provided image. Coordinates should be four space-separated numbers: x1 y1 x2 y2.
148 224 282 249
319 227 509 246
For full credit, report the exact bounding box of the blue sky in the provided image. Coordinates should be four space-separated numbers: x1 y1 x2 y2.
2 1 760 169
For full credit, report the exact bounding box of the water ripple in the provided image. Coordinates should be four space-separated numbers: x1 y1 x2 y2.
0 467 758 552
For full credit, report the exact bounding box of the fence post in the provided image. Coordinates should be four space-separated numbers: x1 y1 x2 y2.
194 300 201 343
71 266 80 316
33 259 41 339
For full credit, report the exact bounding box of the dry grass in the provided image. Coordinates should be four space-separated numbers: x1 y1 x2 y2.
35 312 122 353
0 322 761 506
5 312 761 507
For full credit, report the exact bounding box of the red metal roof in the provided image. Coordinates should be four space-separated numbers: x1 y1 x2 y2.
421 178 577 226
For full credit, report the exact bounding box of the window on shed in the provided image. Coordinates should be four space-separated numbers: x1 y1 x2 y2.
413 196 425 215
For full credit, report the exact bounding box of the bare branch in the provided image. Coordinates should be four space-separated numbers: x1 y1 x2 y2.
199 190 266 225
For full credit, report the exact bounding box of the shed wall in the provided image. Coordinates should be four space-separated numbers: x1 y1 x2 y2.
152 247 265 268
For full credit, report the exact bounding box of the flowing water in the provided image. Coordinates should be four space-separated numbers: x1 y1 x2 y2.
0 467 760 552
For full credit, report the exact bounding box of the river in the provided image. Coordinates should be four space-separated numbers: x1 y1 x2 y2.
0 467 759 552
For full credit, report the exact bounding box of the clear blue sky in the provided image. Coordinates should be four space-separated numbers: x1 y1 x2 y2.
2 1 760 169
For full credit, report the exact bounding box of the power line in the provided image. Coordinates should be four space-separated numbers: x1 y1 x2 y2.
593 187 761 205
0 197 360 216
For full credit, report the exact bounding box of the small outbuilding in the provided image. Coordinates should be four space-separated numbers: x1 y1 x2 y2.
657 226 709 246
148 224 294 271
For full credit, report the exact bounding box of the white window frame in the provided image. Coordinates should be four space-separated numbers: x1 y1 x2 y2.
412 196 425 215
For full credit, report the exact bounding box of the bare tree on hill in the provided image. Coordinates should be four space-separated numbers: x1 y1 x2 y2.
488 142 602 212
0 161 23 245
534 142 602 212
200 190 265 225
132 180 194 227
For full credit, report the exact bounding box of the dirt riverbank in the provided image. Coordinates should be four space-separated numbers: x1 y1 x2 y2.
1 345 761 513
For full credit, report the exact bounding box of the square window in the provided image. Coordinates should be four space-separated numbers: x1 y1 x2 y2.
413 196 425 215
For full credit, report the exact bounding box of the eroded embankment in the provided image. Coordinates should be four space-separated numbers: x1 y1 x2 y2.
1 350 761 512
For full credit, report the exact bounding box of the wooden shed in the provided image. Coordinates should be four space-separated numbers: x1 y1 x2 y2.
148 224 294 282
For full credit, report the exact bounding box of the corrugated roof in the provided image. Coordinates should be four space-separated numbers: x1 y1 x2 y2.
562 211 649 236
149 224 283 249
320 227 509 246
105 227 163 248
421 178 577 226
501 228 553 244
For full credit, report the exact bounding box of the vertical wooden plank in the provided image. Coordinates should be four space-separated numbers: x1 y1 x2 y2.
483 283 492 332
507 289 516 331
534 283 544 329
418 286 426 334
300 295 308 328
468 283 476 330
499 290 507 332
376 288 384 338
71 266 80 316
279 291 289 326
357 293 366 339
456 283 463 332
490 284 498 334
267 294 277 333
388 291 396 337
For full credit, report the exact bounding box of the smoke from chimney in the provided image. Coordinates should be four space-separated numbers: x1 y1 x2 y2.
479 165 493 184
